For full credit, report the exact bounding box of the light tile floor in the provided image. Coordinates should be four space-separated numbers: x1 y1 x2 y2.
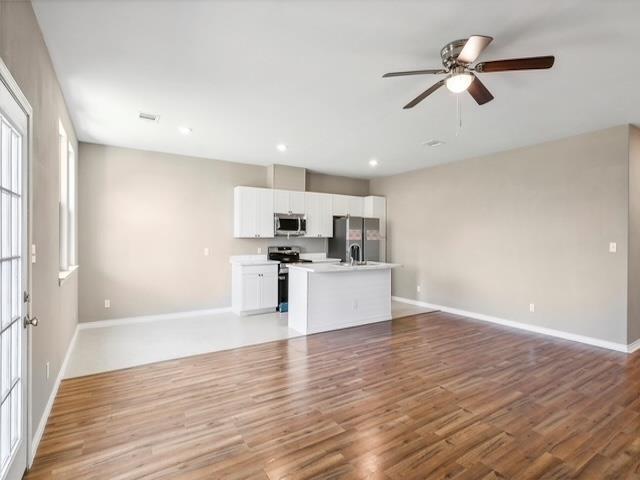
65 300 433 378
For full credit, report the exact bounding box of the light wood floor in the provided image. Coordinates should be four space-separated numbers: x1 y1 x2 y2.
26 312 640 479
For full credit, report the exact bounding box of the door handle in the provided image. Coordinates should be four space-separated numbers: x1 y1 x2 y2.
23 316 38 328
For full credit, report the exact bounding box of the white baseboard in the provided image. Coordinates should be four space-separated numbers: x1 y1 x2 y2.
392 296 633 353
78 307 232 330
30 325 78 466
628 338 640 353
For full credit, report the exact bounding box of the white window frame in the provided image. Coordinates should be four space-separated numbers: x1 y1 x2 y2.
58 121 77 284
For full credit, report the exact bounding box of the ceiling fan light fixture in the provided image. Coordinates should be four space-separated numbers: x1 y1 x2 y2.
445 73 473 93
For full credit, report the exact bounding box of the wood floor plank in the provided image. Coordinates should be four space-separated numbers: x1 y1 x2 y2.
25 312 640 479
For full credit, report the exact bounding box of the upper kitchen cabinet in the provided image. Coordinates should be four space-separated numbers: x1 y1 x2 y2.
274 190 305 214
364 195 386 220
233 186 274 238
305 192 333 238
332 194 364 217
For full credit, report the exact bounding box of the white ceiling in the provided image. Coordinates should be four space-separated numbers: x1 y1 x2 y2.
33 0 640 178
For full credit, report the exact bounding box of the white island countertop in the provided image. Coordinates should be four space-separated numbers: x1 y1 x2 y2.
288 261 399 273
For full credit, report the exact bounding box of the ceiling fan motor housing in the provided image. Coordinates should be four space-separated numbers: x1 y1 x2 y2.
440 39 470 69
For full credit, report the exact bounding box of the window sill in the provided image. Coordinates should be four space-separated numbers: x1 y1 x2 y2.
58 265 79 286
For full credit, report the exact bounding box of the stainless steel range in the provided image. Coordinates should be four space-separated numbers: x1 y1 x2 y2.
267 246 312 311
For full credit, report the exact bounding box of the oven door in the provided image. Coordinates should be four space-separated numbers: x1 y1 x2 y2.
278 270 288 310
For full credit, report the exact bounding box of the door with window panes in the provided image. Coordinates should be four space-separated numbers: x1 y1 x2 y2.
0 72 29 480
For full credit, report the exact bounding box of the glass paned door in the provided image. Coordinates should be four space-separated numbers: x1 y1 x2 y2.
0 74 28 480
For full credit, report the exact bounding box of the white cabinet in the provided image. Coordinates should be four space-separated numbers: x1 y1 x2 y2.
331 194 364 217
348 196 364 217
234 186 274 238
232 263 278 315
274 190 305 214
305 192 333 238
234 186 375 241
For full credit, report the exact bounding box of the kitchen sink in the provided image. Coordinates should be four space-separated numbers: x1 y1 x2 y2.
331 261 381 269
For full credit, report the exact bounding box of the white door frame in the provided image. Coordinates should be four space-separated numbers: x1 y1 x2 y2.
0 56 34 471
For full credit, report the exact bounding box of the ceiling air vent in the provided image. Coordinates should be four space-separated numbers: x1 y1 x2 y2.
138 112 160 122
423 139 445 148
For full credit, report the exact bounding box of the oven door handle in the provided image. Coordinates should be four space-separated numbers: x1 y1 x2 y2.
297 217 301 234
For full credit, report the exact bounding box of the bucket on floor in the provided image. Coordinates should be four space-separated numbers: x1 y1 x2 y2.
279 302 288 313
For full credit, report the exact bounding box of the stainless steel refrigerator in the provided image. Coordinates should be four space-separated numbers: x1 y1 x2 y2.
328 216 380 263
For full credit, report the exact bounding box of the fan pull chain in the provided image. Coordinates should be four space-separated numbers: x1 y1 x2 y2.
455 94 463 136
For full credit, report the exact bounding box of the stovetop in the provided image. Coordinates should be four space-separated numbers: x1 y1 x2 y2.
268 246 312 264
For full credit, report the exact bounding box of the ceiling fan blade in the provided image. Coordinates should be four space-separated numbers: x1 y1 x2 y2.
383 69 446 78
467 75 494 105
475 56 555 73
403 79 446 109
457 35 493 64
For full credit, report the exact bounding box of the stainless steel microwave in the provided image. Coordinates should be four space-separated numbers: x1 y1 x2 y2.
274 213 306 236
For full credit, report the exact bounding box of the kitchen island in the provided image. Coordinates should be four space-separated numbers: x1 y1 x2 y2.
287 262 399 334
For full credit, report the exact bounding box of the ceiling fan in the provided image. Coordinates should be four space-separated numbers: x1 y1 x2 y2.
383 36 555 109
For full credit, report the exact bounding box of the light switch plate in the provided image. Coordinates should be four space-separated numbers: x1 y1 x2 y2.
609 242 617 253
204 247 210 257
104 299 111 309
529 303 535 313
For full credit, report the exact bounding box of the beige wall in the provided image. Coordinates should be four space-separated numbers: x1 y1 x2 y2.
371 126 630 344
78 144 328 322
267 164 306 191
629 125 640 343
306 171 369 196
0 2 78 438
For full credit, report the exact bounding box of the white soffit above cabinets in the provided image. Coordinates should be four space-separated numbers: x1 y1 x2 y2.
33 0 640 177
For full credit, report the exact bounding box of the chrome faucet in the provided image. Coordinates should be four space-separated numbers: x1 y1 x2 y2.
349 244 361 266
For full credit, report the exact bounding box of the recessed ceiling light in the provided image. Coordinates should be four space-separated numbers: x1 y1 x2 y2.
368 158 379 167
423 139 445 147
178 126 192 135
276 143 287 152
139 112 160 122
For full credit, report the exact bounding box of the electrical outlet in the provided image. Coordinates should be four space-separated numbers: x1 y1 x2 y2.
529 303 535 313
46 362 50 380
31 244 36 264
204 247 210 257
417 285 421 293
609 242 617 253
104 299 111 309
257 247 262 254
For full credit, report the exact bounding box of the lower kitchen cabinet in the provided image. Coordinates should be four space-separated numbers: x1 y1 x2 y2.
231 263 278 315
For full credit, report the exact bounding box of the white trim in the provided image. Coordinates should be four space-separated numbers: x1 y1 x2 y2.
0 59 32 116
29 325 78 465
392 296 633 353
628 338 640 353
78 307 233 330
57 264 78 285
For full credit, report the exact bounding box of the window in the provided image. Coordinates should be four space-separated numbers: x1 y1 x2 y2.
58 121 77 282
